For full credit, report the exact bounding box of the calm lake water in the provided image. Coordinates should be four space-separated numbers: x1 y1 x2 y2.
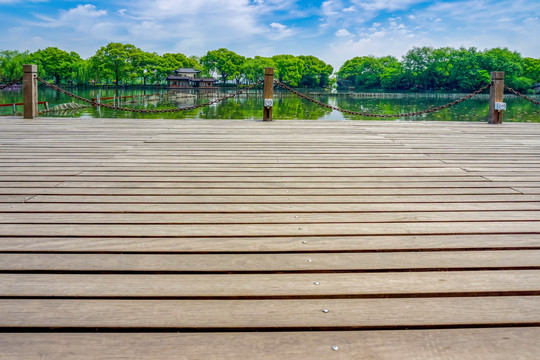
1 86 539 122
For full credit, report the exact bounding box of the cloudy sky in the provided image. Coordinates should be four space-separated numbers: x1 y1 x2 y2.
1 0 539 70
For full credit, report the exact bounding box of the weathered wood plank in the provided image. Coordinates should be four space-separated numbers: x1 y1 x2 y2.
4 180 519 189
0 175 491 182
23 194 540 204
1 234 538 252
2 328 539 360
1 221 539 237
1 251 538 272
1 297 538 328
4 201 540 213
1 271 538 297
2 210 540 224
0 187 520 195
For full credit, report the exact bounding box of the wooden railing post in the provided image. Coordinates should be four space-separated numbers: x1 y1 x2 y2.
263 67 274 121
23 64 38 119
489 71 504 124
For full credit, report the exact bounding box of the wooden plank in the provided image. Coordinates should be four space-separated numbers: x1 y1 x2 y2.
513 187 540 195
0 180 506 188
1 271 538 297
1 251 538 272
23 194 540 204
74 168 472 176
0 160 451 167
1 221 539 237
0 195 34 203
0 176 491 182
1 296 538 328
27 181 540 189
4 201 540 213
2 328 539 359
1 234 539 252
0 187 520 196
2 210 540 224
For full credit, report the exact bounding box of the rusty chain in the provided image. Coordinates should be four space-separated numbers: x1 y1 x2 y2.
274 80 492 118
0 78 22 90
504 85 540 106
37 77 263 113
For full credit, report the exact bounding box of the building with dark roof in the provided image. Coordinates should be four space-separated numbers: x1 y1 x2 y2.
166 68 217 89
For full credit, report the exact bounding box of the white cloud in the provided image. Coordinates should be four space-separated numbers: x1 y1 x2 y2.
33 4 107 28
351 0 426 12
269 22 295 39
322 1 339 16
1 0 539 73
335 28 352 37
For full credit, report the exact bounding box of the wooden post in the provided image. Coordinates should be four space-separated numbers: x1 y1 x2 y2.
23 64 38 119
263 67 274 121
489 71 504 124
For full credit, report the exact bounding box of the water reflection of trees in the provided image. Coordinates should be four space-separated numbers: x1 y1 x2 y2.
274 95 332 120
3 88 538 122
335 96 491 121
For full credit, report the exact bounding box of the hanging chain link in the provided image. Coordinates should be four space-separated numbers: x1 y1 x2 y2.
274 80 492 118
36 77 263 113
0 78 22 90
504 85 540 106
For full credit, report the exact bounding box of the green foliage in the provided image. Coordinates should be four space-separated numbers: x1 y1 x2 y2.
2 42 538 93
480 48 524 89
272 55 304 87
298 55 333 88
338 55 403 89
89 43 140 85
200 48 245 84
523 58 540 83
30 47 82 84
160 53 201 79
0 50 30 81
338 46 539 93
241 56 275 84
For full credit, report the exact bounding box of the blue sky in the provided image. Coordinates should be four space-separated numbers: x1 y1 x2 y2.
1 0 539 70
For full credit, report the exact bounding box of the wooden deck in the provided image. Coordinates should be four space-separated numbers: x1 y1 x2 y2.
1 117 540 359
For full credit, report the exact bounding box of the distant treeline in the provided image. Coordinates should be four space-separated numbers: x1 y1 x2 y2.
0 43 538 93
338 47 539 93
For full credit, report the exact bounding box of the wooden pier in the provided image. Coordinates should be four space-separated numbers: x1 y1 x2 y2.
1 117 539 359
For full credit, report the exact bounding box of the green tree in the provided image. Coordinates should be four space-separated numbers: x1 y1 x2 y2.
241 56 275 84
522 57 540 84
70 57 91 86
29 47 81 84
480 48 523 89
131 50 162 85
337 55 399 89
89 43 140 85
0 50 30 82
272 55 304 87
447 47 489 91
200 48 245 84
159 52 201 81
402 47 441 90
378 56 405 89
298 55 333 88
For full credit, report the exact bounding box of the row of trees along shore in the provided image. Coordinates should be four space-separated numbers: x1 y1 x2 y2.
1 43 539 93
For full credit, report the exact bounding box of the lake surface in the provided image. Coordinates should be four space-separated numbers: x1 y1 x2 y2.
1 86 539 122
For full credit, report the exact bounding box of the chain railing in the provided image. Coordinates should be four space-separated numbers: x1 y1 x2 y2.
0 78 22 90
274 80 492 118
37 77 263 113
504 85 540 106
